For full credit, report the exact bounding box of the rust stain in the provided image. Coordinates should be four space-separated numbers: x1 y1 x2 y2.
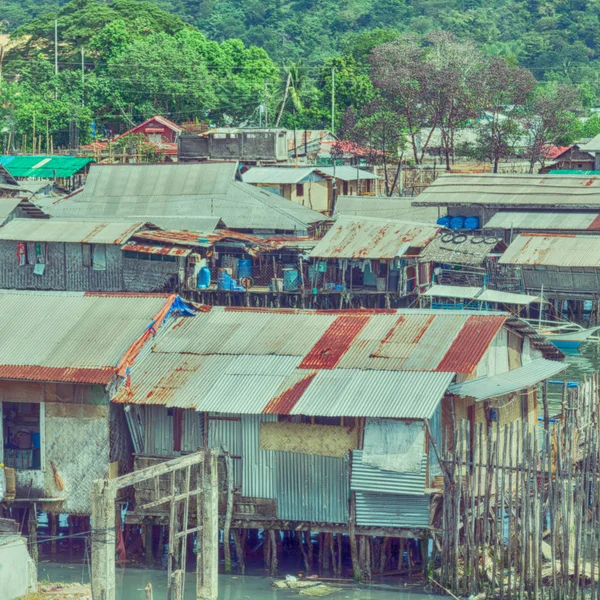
299 315 370 370
588 215 600 230
122 243 189 256
80 223 108 244
0 365 115 385
262 372 317 414
585 177 599 186
436 315 506 373
411 315 435 344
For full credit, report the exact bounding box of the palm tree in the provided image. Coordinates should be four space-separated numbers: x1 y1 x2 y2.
275 62 306 126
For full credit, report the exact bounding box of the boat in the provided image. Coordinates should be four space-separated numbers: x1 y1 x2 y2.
540 325 600 350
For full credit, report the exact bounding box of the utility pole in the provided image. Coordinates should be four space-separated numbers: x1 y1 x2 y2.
54 20 58 99
81 47 85 107
331 67 335 135
264 81 268 127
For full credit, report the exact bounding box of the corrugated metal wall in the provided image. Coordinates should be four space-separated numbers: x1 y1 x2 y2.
355 492 430 529
429 403 443 480
208 414 242 487
351 451 426 495
143 406 173 457
181 410 204 453
0 241 67 290
276 452 349 524
241 414 277 499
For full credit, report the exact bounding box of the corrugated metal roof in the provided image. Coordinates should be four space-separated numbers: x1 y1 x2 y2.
0 291 171 381
0 197 26 221
499 233 600 267
355 492 430 528
448 358 566 400
242 167 320 184
276 452 349 524
309 216 441 259
0 218 148 244
0 155 94 179
436 316 506 372
289 369 452 419
0 163 19 187
48 164 326 232
316 167 380 181
578 134 600 152
485 211 600 231
334 196 443 222
418 234 501 265
116 307 559 416
351 451 427 495
122 242 191 257
414 173 600 209
423 285 540 305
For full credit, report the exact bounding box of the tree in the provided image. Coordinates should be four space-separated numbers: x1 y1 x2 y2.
521 83 582 172
471 57 536 172
341 100 406 197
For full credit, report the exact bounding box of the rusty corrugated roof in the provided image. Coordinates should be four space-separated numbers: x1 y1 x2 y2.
499 233 600 267
115 307 558 417
309 216 440 259
0 365 115 384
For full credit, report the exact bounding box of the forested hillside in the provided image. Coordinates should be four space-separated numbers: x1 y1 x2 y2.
4 0 600 80
1 0 600 163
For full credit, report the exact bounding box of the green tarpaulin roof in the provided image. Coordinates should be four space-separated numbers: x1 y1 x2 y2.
0 156 95 179
549 169 600 175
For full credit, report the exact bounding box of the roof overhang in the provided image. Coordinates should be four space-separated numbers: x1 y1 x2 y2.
448 358 566 400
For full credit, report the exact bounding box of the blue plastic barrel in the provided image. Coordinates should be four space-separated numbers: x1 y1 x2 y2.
283 268 299 291
450 216 465 230
437 216 451 227
218 268 233 290
464 216 480 230
238 259 253 279
197 266 211 289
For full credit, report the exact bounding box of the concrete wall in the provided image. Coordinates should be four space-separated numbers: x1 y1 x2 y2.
0 535 37 599
291 180 329 213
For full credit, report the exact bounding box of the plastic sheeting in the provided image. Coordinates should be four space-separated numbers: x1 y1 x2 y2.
362 418 424 473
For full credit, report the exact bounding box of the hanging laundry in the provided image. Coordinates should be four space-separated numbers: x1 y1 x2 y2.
16 243 26 266
35 242 45 264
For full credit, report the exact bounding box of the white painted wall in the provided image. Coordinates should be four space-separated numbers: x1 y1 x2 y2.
0 535 37 599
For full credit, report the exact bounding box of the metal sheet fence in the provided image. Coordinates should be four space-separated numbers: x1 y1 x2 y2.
241 414 277 499
355 492 430 529
276 451 349 523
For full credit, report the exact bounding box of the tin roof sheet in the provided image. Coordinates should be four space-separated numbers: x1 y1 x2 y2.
498 233 600 267
122 242 191 256
0 218 148 244
309 216 441 259
242 167 320 184
0 291 171 382
0 155 94 179
484 211 600 231
351 451 427 495
116 307 559 415
334 196 442 222
48 163 326 232
423 285 540 305
355 492 430 529
448 358 566 400
414 173 600 209
316 167 380 181
418 234 501 265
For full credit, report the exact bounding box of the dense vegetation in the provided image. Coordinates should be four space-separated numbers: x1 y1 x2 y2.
1 0 600 169
4 0 600 81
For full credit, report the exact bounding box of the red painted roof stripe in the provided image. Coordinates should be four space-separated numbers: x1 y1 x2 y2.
435 315 507 374
263 372 317 414
0 365 114 385
589 215 600 230
299 316 370 370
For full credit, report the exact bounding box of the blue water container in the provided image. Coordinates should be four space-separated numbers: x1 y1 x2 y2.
464 216 480 230
238 259 253 279
283 268 299 291
437 216 451 227
32 432 41 449
197 266 211 289
450 216 465 230
218 269 233 290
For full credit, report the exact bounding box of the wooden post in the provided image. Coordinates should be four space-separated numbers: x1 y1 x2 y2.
269 529 278 577
28 504 38 583
144 523 153 566
223 448 234 573
197 450 218 600
232 529 245 574
91 478 118 600
349 492 360 580
172 570 184 600
145 584 153 600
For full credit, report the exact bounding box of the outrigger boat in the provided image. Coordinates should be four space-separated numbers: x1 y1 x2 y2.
422 284 600 350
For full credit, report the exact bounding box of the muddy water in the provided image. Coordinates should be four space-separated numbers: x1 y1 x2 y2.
39 562 434 600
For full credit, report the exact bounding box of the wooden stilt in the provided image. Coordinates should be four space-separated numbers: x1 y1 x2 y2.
50 513 58 556
269 530 278 577
297 531 310 574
